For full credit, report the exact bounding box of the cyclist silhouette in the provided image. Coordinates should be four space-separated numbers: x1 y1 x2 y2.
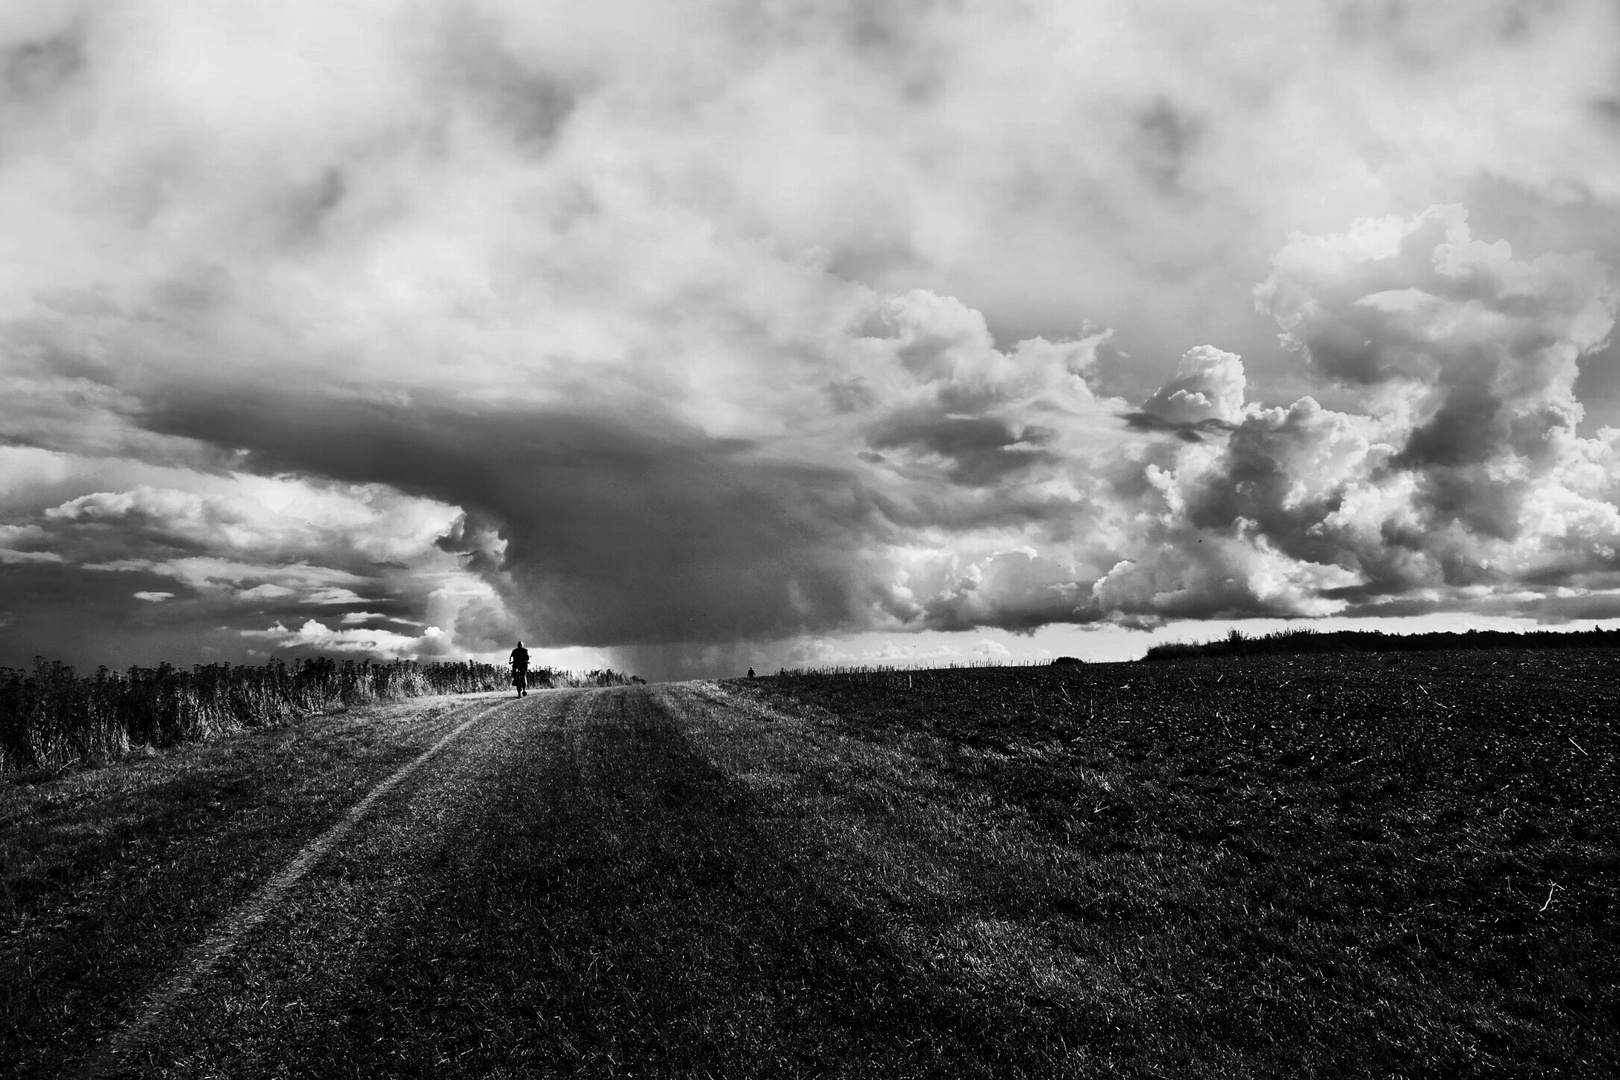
510 641 530 697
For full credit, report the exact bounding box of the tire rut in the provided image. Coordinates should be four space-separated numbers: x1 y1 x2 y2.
72 692 548 1079
78 684 1073 1078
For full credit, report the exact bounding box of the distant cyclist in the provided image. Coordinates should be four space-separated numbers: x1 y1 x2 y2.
510 641 530 697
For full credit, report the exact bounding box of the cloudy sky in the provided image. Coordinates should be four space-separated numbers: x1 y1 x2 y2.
4 0 1620 680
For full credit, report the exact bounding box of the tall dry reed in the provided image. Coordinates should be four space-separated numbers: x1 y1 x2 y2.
0 657 509 776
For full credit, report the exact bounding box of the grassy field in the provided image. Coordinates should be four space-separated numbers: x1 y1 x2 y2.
737 649 1618 1076
2 649 1616 1077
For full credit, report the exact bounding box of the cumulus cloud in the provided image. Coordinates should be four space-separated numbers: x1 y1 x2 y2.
28 478 462 606
1127 345 1247 438
1096 205 1620 627
4 1 1620 675
243 619 453 659
0 466 490 669
126 284 1137 653
913 548 1093 633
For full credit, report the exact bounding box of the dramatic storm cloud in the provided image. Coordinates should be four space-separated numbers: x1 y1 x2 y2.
4 0 1620 677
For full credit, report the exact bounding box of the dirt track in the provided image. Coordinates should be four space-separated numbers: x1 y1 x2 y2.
76 683 1032 1079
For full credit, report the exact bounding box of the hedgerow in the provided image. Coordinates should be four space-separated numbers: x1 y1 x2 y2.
1144 624 1620 661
